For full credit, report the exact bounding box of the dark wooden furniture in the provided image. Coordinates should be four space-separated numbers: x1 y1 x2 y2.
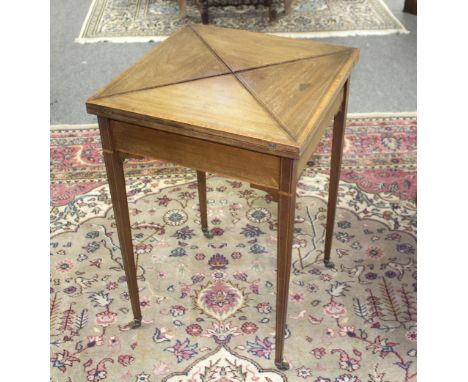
403 0 417 15
177 0 295 21
196 0 278 24
86 24 358 369
178 0 187 18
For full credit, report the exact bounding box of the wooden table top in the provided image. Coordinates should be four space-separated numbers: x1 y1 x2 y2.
86 24 358 159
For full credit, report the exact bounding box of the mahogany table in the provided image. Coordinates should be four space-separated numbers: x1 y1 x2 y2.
86 24 358 369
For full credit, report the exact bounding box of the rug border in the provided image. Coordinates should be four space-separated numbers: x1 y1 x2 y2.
75 0 409 44
77 0 100 43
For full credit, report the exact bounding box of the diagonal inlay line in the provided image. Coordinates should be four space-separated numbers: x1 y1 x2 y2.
92 72 231 100
188 25 298 143
92 25 232 101
233 74 296 141
93 45 349 102
234 49 353 75
94 24 351 137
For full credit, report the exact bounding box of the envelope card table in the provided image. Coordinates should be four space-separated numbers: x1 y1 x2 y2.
86 24 359 369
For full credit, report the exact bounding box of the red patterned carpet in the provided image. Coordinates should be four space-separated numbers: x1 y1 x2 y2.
50 114 416 382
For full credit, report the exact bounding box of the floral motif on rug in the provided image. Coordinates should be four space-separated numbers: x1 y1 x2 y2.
163 346 286 381
77 0 408 43
50 115 416 382
193 280 248 321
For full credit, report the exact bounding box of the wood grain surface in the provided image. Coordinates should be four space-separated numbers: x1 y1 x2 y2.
95 75 295 147
110 120 282 189
237 53 349 139
94 26 229 98
190 24 349 71
87 24 358 158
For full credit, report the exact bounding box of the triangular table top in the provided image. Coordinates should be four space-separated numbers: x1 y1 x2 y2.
87 24 359 159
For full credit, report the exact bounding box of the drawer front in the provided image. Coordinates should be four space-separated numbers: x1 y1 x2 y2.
110 120 281 189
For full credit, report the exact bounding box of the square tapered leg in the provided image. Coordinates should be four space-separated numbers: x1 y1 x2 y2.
323 80 350 268
98 117 142 328
274 158 297 369
196 170 212 238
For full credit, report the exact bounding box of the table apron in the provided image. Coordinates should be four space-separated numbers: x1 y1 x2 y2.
108 120 282 189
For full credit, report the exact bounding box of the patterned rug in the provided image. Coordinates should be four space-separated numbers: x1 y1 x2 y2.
50 113 417 382
77 0 408 43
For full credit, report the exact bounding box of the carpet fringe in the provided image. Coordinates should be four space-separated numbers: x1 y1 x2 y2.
375 0 410 34
348 112 417 118
51 124 98 131
75 28 409 44
77 0 99 43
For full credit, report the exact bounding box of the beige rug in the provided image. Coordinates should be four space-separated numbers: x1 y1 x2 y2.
51 114 416 381
77 0 408 43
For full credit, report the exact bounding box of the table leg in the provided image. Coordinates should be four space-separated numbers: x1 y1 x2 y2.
284 0 294 14
201 4 209 24
98 118 142 329
323 80 350 269
267 0 277 22
178 0 187 18
403 0 417 15
274 158 297 370
196 170 212 238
